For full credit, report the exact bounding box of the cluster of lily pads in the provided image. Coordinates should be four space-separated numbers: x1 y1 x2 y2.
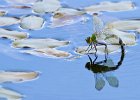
0 0 139 99
0 0 139 59
0 71 39 100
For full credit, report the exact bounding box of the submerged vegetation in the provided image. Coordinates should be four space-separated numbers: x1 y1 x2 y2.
0 0 140 99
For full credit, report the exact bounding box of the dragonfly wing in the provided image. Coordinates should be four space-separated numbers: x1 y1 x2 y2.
103 59 119 87
93 14 104 33
103 72 119 87
94 73 105 91
104 59 115 67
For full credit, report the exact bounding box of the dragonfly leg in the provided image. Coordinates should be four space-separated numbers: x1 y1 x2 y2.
85 44 92 53
93 54 98 63
93 43 98 58
98 42 108 60
88 54 93 64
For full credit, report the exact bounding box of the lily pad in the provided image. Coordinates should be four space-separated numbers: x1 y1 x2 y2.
0 5 32 15
0 28 28 40
84 1 134 14
20 15 44 30
104 28 136 45
54 8 86 17
12 38 69 49
21 48 70 58
49 14 87 28
5 0 38 4
0 17 20 26
0 87 22 100
49 8 87 27
106 20 140 31
0 71 39 83
76 45 120 55
32 0 61 13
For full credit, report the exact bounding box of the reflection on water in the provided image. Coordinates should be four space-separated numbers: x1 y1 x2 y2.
85 39 125 91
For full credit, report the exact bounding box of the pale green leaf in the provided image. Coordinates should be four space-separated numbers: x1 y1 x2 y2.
21 48 70 58
20 15 44 30
0 87 23 100
106 20 140 31
12 38 69 49
0 17 20 26
0 71 39 83
32 0 61 13
84 1 134 14
76 45 120 55
0 28 28 40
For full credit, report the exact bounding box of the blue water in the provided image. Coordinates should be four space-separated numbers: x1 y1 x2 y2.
0 0 140 100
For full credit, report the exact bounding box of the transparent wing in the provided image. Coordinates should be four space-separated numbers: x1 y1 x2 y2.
94 73 105 91
103 72 119 87
93 14 104 33
103 59 119 87
100 14 119 25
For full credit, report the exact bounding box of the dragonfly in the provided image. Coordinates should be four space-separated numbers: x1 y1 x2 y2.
85 38 125 91
85 13 120 58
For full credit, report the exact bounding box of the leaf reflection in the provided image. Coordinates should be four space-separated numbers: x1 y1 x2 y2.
85 39 125 91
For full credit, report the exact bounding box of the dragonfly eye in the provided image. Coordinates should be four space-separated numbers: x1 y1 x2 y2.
86 37 90 44
85 62 91 70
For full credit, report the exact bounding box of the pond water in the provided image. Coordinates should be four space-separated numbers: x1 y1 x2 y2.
0 0 140 100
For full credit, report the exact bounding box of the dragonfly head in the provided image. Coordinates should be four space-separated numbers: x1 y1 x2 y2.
86 37 92 44
93 13 98 16
85 62 91 70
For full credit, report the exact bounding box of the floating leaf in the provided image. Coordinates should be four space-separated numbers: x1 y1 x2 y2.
0 71 39 83
106 20 140 31
5 0 38 4
0 87 22 100
49 14 87 28
54 8 85 17
104 28 136 45
0 5 32 15
49 8 87 27
32 0 61 13
0 17 20 26
20 15 44 30
21 48 70 58
0 28 28 40
12 38 69 49
76 45 120 55
84 1 134 14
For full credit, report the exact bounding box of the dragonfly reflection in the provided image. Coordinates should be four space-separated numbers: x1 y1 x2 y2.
85 39 125 91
